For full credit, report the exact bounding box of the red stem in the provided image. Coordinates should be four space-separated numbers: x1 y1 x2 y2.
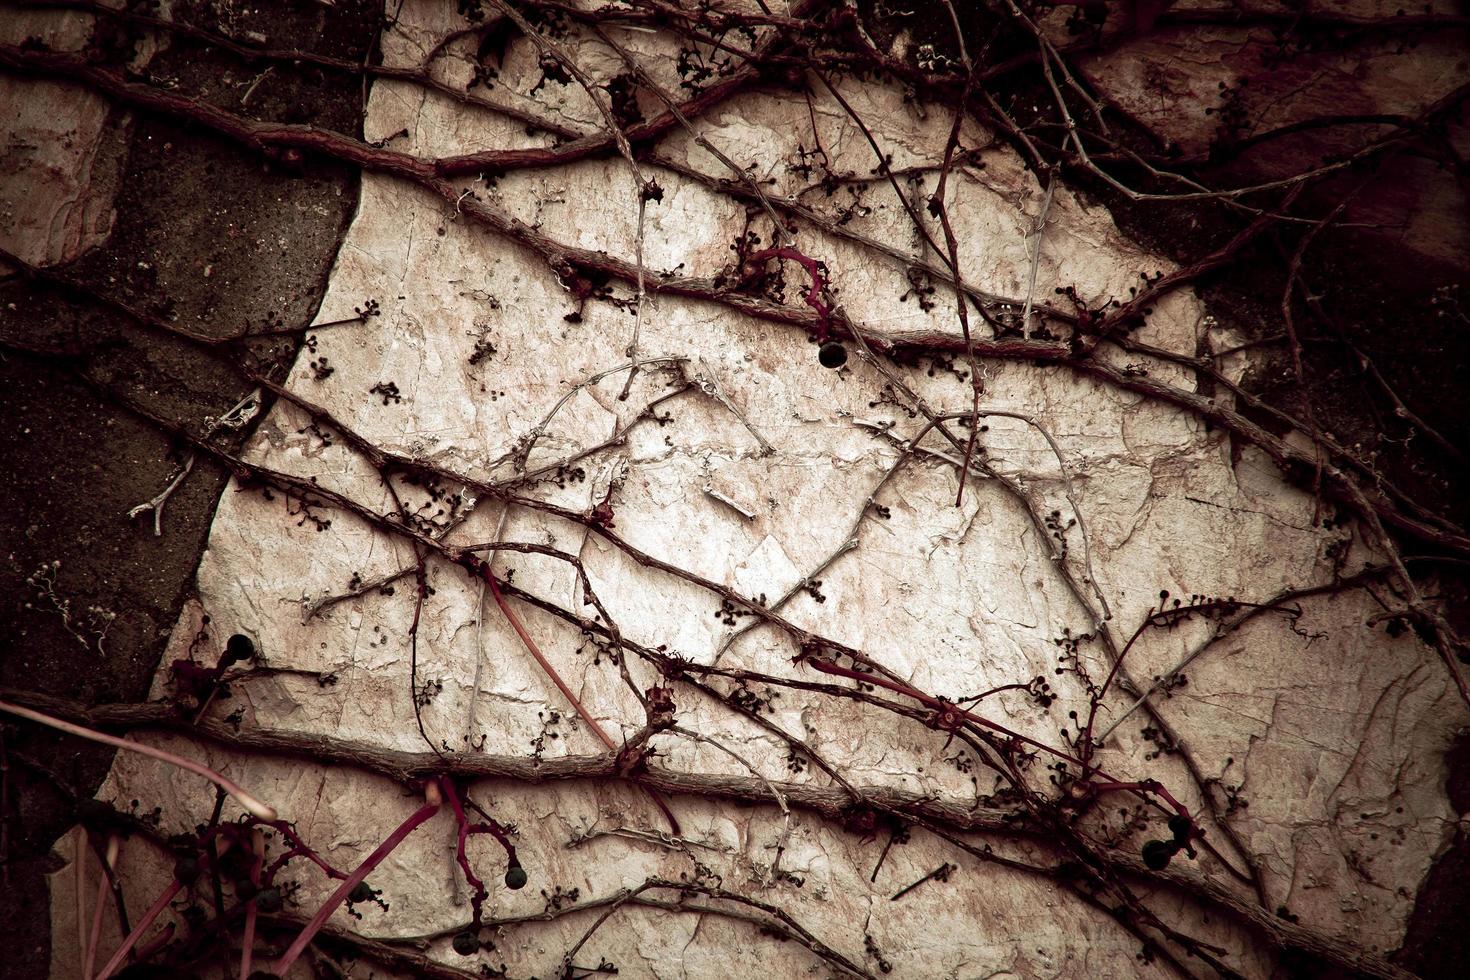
441 779 488 923
1079 610 1158 768
802 656 1085 766
468 559 682 835
130 923 174 963
271 784 443 975
802 656 1194 817
0 699 276 820
1081 599 1254 767
82 836 117 979
96 837 236 979
745 247 833 340
239 828 264 980
482 565 619 751
257 818 349 883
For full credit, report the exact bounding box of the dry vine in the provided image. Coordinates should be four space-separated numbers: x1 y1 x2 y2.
1 1 1467 978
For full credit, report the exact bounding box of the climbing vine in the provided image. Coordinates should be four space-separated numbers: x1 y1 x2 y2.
1 1 1467 978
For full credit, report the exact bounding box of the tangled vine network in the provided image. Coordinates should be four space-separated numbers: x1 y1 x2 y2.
2 0 1468 978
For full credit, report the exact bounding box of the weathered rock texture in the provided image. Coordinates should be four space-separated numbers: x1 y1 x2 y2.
9 1 1465 978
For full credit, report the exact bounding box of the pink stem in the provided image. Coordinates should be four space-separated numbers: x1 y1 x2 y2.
1089 780 1189 818
271 784 443 975
131 923 174 963
480 567 617 750
467 558 681 835
745 247 832 338
802 658 1201 827
83 837 115 978
75 827 88 978
263 845 349 884
95 880 182 980
803 656 1084 765
96 838 235 980
441 780 488 922
0 699 276 820
239 828 264 980
257 818 349 883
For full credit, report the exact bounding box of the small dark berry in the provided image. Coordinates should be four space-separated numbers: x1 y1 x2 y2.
235 878 258 901
1141 839 1178 871
173 855 200 884
254 886 283 914
224 634 255 665
504 864 528 890
818 341 848 369
1168 814 1192 842
452 931 481 956
349 880 375 903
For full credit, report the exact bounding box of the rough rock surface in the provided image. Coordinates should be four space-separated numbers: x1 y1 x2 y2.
30 2 1466 978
